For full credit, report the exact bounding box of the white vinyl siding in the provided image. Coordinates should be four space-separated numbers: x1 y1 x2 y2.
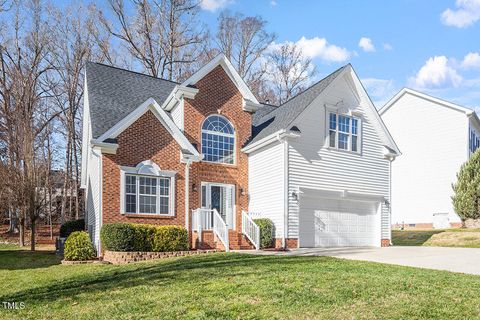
287 77 391 241
381 92 467 224
248 141 285 238
85 147 102 254
170 99 184 131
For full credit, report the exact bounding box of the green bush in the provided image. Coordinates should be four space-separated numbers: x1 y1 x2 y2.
100 223 136 251
254 218 274 249
133 224 157 251
100 223 188 252
64 231 96 261
60 219 85 238
452 149 480 222
152 226 188 252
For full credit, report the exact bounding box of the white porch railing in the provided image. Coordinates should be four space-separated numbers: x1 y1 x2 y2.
192 208 213 242
192 208 229 252
241 210 260 250
213 208 229 252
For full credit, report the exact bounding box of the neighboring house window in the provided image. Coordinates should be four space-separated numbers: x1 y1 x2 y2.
201 115 235 164
121 161 175 215
470 128 480 154
328 112 360 152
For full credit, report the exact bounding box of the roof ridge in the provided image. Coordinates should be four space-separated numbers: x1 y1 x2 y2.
255 64 348 123
277 64 348 107
86 61 180 85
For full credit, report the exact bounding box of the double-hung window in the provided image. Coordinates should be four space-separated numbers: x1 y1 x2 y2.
328 112 361 152
121 161 175 216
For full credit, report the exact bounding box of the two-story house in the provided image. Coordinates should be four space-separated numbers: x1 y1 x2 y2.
380 88 480 229
81 54 399 254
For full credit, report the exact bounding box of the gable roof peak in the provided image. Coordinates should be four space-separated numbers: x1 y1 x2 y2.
380 87 476 116
181 53 259 104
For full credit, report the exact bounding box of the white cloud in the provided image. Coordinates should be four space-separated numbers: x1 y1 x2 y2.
383 43 393 51
358 37 375 52
270 0 277 6
409 56 463 89
362 78 396 107
441 0 480 28
293 36 351 62
462 52 480 69
199 0 233 12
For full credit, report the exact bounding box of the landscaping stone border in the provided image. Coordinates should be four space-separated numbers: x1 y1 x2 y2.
103 249 218 264
61 259 109 265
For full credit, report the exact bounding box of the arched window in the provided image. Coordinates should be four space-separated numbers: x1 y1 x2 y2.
201 115 235 164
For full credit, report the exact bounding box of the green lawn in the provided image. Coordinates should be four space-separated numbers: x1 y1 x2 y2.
392 229 480 248
1 247 480 319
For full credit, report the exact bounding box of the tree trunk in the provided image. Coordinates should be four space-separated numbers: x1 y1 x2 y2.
30 218 36 251
18 217 25 247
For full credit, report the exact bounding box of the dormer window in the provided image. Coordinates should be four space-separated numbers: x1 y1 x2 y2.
328 112 361 153
201 115 235 164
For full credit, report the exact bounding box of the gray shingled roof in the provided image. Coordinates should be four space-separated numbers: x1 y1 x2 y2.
86 62 178 139
247 65 347 146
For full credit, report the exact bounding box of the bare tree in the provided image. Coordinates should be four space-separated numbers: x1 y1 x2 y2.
216 11 275 88
47 3 95 223
0 0 60 249
97 0 206 81
265 42 317 105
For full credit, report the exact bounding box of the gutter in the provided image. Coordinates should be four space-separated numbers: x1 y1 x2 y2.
163 85 199 111
242 129 301 154
91 139 119 154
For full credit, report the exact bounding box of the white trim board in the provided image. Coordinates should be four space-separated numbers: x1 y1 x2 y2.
95 97 200 159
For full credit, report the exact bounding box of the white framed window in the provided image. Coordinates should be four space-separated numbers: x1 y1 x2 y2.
201 115 235 164
470 128 479 154
328 111 361 153
120 160 175 216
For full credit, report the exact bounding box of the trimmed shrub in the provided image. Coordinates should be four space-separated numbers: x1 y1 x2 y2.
254 218 274 249
64 231 96 261
100 223 136 251
133 224 157 251
60 219 85 238
152 226 189 252
100 223 188 252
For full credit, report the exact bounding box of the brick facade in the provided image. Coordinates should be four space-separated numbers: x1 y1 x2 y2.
102 110 187 227
101 65 252 245
184 65 251 232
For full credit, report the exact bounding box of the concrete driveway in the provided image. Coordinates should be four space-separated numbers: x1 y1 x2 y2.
243 246 480 275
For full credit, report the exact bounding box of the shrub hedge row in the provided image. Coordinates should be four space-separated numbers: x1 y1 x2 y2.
253 218 274 249
60 219 85 238
100 223 188 252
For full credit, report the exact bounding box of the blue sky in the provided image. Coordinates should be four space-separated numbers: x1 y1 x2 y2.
198 0 480 109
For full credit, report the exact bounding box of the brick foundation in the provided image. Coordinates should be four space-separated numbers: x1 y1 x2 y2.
103 249 218 264
381 239 390 247
274 238 298 249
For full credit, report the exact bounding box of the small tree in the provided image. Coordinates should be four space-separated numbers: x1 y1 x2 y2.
452 149 480 224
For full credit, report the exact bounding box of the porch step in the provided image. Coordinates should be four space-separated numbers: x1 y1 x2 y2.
193 230 255 251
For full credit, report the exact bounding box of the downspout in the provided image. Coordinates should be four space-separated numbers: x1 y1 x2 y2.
184 159 192 234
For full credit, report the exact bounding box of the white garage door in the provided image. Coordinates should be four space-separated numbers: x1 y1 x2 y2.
299 197 380 247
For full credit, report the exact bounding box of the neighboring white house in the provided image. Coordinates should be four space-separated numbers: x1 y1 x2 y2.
379 88 480 228
245 64 400 247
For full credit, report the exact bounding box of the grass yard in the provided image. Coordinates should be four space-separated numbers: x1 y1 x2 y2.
392 229 480 248
1 247 480 319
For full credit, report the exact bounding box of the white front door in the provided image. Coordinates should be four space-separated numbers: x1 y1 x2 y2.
201 183 235 229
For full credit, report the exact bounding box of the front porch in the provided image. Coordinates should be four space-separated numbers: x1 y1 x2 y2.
191 208 260 251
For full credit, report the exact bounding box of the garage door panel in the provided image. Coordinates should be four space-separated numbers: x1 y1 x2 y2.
300 197 380 247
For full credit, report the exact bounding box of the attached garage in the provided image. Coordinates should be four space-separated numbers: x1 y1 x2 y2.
299 193 381 247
